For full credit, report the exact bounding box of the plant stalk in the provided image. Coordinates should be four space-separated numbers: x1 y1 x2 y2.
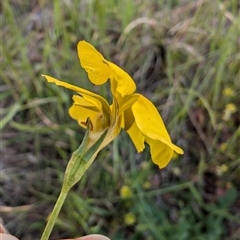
40 189 68 240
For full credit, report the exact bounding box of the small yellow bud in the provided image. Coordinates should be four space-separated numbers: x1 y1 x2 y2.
124 212 136 225
142 181 151 190
220 143 227 151
223 103 237 121
216 164 228 176
172 167 181 176
222 87 235 97
120 185 133 198
225 103 237 113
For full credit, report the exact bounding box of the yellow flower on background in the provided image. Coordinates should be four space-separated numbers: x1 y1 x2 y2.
222 87 235 97
216 164 229 176
222 103 237 121
220 143 227 152
225 103 237 113
124 212 136 225
142 181 151 190
120 185 133 198
42 41 183 168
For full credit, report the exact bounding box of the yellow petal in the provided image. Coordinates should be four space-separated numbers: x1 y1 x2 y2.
132 94 184 154
126 121 145 152
124 108 145 152
107 61 136 97
69 95 109 132
146 137 174 168
124 108 134 130
42 74 106 102
42 74 110 110
69 95 99 128
42 74 111 131
110 94 139 130
77 41 111 85
77 41 136 97
119 94 139 115
71 93 100 112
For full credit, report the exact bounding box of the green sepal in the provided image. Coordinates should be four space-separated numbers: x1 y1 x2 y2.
73 118 91 155
83 128 108 162
62 119 108 191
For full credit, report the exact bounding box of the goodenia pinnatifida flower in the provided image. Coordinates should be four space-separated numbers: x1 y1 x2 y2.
42 41 183 168
40 41 184 240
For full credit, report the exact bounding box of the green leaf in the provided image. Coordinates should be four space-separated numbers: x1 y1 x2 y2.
217 187 238 208
0 103 21 130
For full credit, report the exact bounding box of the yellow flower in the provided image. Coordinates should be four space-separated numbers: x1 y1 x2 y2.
124 212 136 225
42 41 183 168
225 103 237 113
120 185 133 198
223 103 237 121
142 181 151 190
220 143 227 152
172 167 181 176
222 87 235 97
216 164 229 176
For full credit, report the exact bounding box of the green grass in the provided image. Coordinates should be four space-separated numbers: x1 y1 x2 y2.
1 0 240 239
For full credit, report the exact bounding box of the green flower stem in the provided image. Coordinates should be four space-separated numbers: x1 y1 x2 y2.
40 188 68 240
40 119 108 240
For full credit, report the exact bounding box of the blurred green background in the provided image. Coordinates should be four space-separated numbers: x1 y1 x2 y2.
1 0 239 239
